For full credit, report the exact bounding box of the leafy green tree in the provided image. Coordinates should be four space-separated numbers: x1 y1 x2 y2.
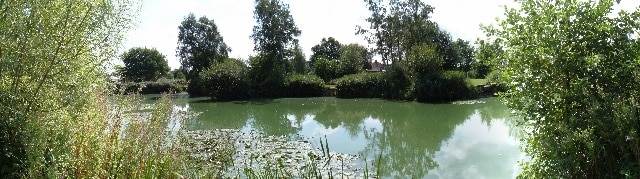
251 0 301 97
451 38 475 72
312 57 339 83
471 39 503 78
177 13 230 96
310 37 342 63
0 0 135 177
406 44 443 78
338 43 370 76
490 0 640 177
290 41 308 74
359 0 434 64
121 47 170 82
359 0 458 71
406 44 475 102
113 65 126 79
171 67 187 80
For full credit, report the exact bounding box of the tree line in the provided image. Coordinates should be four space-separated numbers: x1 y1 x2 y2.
3 0 640 178
117 0 498 102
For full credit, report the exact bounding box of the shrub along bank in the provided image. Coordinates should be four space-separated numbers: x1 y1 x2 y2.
121 79 187 94
335 67 478 103
284 74 325 98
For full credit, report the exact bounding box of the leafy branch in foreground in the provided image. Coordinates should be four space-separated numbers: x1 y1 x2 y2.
490 0 640 177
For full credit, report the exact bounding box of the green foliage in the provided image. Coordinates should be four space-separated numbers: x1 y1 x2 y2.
451 38 475 72
200 58 251 101
406 44 443 77
472 39 503 78
312 57 339 83
338 43 370 76
311 42 371 82
0 0 231 177
121 47 170 82
177 13 230 96
381 64 412 100
335 73 385 98
171 68 187 80
122 79 187 94
290 42 308 74
310 37 342 62
284 74 325 97
414 71 477 103
333 43 477 102
248 55 286 97
490 0 640 177
250 0 300 98
359 0 435 64
0 0 135 176
0 0 204 177
358 0 468 72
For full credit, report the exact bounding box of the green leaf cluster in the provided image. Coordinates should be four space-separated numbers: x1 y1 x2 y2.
121 47 170 82
200 58 251 101
284 74 325 98
491 0 640 177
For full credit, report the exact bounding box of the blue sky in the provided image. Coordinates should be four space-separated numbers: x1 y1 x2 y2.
123 0 640 69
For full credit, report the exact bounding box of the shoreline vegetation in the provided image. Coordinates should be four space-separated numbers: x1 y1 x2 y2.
120 77 502 98
4 0 637 177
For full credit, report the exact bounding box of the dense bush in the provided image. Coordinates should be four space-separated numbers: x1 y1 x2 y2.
313 57 339 82
123 79 187 94
414 71 477 102
380 64 412 100
200 59 251 101
335 72 385 98
187 77 206 97
284 74 325 97
248 55 286 98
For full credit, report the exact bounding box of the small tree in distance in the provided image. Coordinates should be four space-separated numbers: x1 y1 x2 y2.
121 47 170 82
310 37 342 63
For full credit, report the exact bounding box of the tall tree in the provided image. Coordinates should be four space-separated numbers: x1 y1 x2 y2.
491 0 640 177
250 0 301 97
121 47 170 82
177 13 230 96
177 13 230 81
290 40 307 74
310 37 342 62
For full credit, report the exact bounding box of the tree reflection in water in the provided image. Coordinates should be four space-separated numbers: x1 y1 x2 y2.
171 97 522 178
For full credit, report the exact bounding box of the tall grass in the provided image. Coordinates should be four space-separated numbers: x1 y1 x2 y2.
14 92 191 178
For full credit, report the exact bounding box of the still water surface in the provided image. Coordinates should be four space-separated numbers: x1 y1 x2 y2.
160 96 524 178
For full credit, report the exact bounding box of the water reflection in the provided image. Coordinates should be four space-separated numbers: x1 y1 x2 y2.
163 96 522 178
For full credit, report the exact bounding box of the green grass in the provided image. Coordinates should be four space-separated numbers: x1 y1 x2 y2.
469 78 488 86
